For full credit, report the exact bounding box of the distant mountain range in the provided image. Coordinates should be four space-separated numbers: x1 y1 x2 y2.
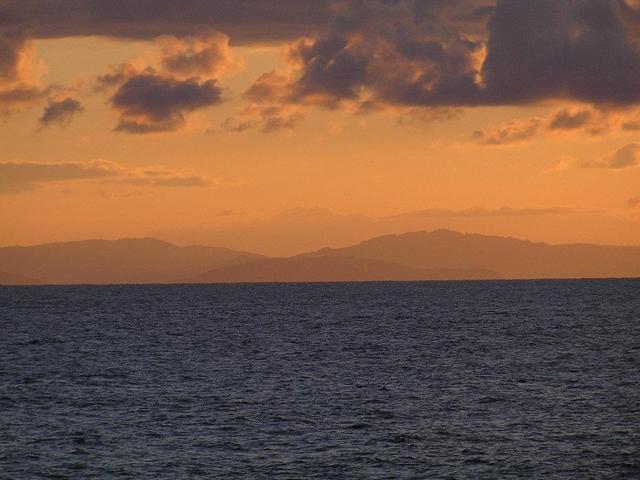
0 238 262 285
195 256 500 283
302 230 640 280
1 230 639 285
0 271 41 285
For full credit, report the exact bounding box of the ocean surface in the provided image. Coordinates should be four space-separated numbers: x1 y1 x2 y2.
1 280 639 479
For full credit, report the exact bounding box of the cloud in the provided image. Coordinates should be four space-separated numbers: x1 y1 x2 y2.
238 0 640 119
0 84 49 112
0 1 333 44
230 71 303 133
244 71 289 104
481 0 640 105
0 30 27 82
582 143 640 169
545 156 576 173
472 105 640 145
250 1 488 112
392 206 599 219
153 176 212 187
0 160 215 194
0 29 46 90
220 117 254 133
548 108 593 131
109 71 224 133
261 112 302 133
287 35 371 108
94 32 234 134
120 168 215 187
95 63 139 93
158 30 238 78
7 0 640 125
472 118 542 145
0 29 50 112
38 97 83 128
0 160 119 194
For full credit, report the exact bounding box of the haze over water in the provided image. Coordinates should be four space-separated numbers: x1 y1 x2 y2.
2 279 639 479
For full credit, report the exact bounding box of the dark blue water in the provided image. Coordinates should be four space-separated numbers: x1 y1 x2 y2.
1 280 639 479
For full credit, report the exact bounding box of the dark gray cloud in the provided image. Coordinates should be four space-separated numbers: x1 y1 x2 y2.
288 36 370 108
0 30 26 82
0 160 214 193
0 84 49 112
472 106 631 145
0 1 331 118
94 32 232 134
240 71 303 133
244 0 640 112
548 108 593 131
0 1 333 44
219 111 301 134
0 29 50 111
472 118 542 145
109 71 223 133
265 1 487 110
392 206 599 219
261 113 301 133
39 97 83 127
220 118 254 133
6 0 640 116
582 143 640 169
482 0 640 105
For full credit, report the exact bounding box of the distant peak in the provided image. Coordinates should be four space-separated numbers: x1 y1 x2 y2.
113 237 174 245
395 229 461 239
367 229 462 242
9 237 177 249
66 237 176 248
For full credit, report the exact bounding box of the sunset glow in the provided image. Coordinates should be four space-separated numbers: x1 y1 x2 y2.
2 1 639 254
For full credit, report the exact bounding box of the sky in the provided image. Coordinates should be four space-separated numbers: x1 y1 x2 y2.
1 0 640 255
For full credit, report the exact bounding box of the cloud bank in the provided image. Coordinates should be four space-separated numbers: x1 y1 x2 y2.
0 160 215 194
241 0 640 117
392 206 599 219
471 106 638 145
5 1 640 130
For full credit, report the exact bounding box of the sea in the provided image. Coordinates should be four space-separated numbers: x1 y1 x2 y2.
1 279 639 479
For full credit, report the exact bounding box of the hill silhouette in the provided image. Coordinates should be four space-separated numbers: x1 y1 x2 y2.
1 230 639 285
0 271 42 285
303 229 640 279
0 238 262 285
195 256 501 283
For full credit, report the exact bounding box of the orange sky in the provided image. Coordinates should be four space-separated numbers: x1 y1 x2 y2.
1 1 639 254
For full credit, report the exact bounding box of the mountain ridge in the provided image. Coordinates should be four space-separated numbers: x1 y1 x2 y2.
302 229 640 279
1 230 639 285
0 238 263 285
195 256 502 283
